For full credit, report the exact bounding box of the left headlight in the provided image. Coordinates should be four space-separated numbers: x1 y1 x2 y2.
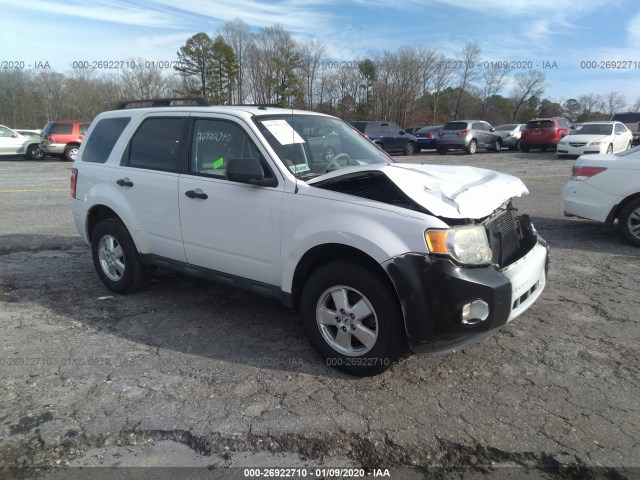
425 226 493 265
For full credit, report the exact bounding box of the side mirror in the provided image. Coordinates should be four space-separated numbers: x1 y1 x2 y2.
227 157 274 187
399 130 405 135
489 127 495 132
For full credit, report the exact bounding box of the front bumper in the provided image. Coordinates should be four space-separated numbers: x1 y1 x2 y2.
557 144 603 156
383 238 549 354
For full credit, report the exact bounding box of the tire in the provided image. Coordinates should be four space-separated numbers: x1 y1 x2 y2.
437 147 447 155
404 142 416 156
619 198 640 247
541 147 548 152
492 139 502 152
26 144 44 160
300 262 404 376
91 218 149 294
323 145 336 162
64 145 79 162
415 147 422 154
557 154 566 159
520 145 529 153
628 141 633 150
465 139 477 155
606 144 613 154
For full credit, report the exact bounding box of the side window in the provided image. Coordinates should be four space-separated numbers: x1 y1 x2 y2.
380 123 391 135
128 117 183 172
51 123 73 135
79 123 90 135
473 122 485 131
190 119 261 179
615 123 626 134
0 126 13 137
82 117 130 164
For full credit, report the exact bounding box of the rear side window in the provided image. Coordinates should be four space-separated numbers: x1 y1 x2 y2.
350 122 368 134
128 118 183 172
82 117 130 164
79 123 90 135
50 123 73 135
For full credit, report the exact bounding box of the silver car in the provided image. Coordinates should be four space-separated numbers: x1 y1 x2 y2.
436 120 503 155
495 124 526 151
0 125 44 160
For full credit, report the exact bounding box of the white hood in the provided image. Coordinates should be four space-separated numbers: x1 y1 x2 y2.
563 134 610 143
309 163 528 219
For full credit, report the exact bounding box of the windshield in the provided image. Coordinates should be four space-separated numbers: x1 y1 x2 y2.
254 114 392 180
570 124 613 135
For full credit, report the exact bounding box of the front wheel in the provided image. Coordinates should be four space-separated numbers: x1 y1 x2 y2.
91 218 149 293
491 139 502 152
300 262 404 376
619 198 640 247
606 144 613 154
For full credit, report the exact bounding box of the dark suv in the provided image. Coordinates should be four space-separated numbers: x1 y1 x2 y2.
520 117 572 152
350 121 417 155
611 112 640 145
41 121 91 161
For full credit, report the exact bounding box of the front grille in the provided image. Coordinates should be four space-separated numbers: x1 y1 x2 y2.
485 208 531 268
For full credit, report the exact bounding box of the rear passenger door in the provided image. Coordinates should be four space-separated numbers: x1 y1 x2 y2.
113 114 188 262
178 116 284 286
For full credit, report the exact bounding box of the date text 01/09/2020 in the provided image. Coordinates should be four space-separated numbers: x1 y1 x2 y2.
243 468 392 478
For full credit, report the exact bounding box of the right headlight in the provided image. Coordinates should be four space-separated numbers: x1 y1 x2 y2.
425 226 493 265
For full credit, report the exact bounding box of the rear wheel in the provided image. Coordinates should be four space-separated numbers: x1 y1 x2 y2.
64 145 79 161
520 144 529 153
404 142 416 156
300 262 404 376
437 147 447 155
26 144 44 160
91 218 148 294
619 198 640 247
465 139 477 155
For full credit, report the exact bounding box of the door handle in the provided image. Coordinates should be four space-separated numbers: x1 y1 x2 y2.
185 189 208 200
116 178 133 187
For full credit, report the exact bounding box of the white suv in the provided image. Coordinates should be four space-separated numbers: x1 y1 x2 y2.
71 98 549 376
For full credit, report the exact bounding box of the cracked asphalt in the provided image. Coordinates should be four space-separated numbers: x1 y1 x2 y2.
0 151 638 479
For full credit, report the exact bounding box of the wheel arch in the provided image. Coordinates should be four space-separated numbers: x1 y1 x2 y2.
290 243 400 313
606 192 640 226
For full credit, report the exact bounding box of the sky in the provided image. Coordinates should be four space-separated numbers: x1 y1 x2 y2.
2 0 640 107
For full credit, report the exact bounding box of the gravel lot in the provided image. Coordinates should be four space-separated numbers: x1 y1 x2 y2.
0 150 638 479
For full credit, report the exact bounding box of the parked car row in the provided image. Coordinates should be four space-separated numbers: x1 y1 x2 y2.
0 121 90 161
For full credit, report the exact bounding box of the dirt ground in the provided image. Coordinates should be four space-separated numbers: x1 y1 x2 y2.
0 150 638 479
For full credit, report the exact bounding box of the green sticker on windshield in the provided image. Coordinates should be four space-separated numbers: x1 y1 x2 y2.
213 157 224 169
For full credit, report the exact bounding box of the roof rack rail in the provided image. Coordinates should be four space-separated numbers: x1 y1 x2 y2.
115 97 210 109
234 103 284 109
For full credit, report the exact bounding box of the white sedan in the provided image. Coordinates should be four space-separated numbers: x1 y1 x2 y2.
561 145 640 246
557 121 633 158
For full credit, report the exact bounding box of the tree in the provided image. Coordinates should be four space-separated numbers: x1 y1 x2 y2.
220 18 252 103
479 65 510 119
209 36 238 104
563 98 581 121
603 91 626 117
538 98 563 118
510 70 546 121
633 96 640 112
453 42 481 119
174 32 215 99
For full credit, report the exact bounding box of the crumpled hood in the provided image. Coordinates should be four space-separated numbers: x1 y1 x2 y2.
309 163 528 219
